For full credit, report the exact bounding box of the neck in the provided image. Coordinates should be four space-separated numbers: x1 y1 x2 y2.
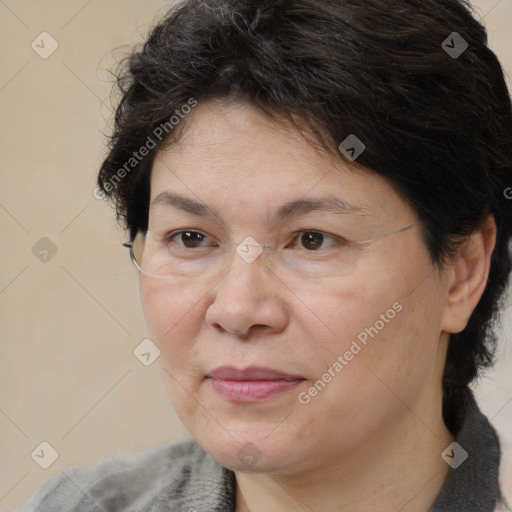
235 397 455 512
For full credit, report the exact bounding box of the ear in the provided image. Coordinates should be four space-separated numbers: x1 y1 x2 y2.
440 214 497 334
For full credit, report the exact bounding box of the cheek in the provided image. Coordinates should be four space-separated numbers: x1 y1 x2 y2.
297 285 443 448
140 278 207 418
309 258 442 396
139 277 205 354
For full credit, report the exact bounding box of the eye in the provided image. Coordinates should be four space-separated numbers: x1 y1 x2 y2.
288 231 342 251
166 230 216 249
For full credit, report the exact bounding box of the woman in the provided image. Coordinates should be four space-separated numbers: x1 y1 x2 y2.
18 0 512 510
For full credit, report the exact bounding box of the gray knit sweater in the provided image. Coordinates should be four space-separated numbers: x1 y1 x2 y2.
16 388 506 511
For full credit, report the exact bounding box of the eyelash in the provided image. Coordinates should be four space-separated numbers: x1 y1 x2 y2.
163 229 347 252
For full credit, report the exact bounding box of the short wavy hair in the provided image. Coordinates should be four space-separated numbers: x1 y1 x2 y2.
97 0 512 431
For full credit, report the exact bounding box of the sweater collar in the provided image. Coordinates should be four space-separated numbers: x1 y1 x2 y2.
430 386 502 511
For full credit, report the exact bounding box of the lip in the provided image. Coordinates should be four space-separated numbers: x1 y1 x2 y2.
206 366 305 402
208 365 304 381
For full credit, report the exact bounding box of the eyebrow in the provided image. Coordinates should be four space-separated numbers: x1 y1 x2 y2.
151 191 369 224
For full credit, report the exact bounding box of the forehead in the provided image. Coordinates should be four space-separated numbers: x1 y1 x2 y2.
150 100 411 222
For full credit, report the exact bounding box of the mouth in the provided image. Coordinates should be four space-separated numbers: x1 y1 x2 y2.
206 365 306 402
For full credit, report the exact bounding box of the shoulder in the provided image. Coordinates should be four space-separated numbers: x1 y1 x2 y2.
16 437 215 512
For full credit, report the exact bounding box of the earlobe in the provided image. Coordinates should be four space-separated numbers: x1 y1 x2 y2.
441 215 496 334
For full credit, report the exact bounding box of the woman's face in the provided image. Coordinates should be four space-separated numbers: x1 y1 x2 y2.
140 100 450 474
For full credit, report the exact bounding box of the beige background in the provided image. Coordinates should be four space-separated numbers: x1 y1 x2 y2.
0 1 511 510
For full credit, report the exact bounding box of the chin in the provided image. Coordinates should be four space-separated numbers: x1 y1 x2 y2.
195 425 298 474
209 443 286 474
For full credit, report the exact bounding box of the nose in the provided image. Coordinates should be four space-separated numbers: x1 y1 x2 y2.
205 246 289 338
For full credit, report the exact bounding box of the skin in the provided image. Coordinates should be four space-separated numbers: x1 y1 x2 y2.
139 99 496 512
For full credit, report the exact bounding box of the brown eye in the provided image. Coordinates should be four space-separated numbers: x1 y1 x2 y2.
167 230 212 249
299 231 325 251
180 231 205 247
